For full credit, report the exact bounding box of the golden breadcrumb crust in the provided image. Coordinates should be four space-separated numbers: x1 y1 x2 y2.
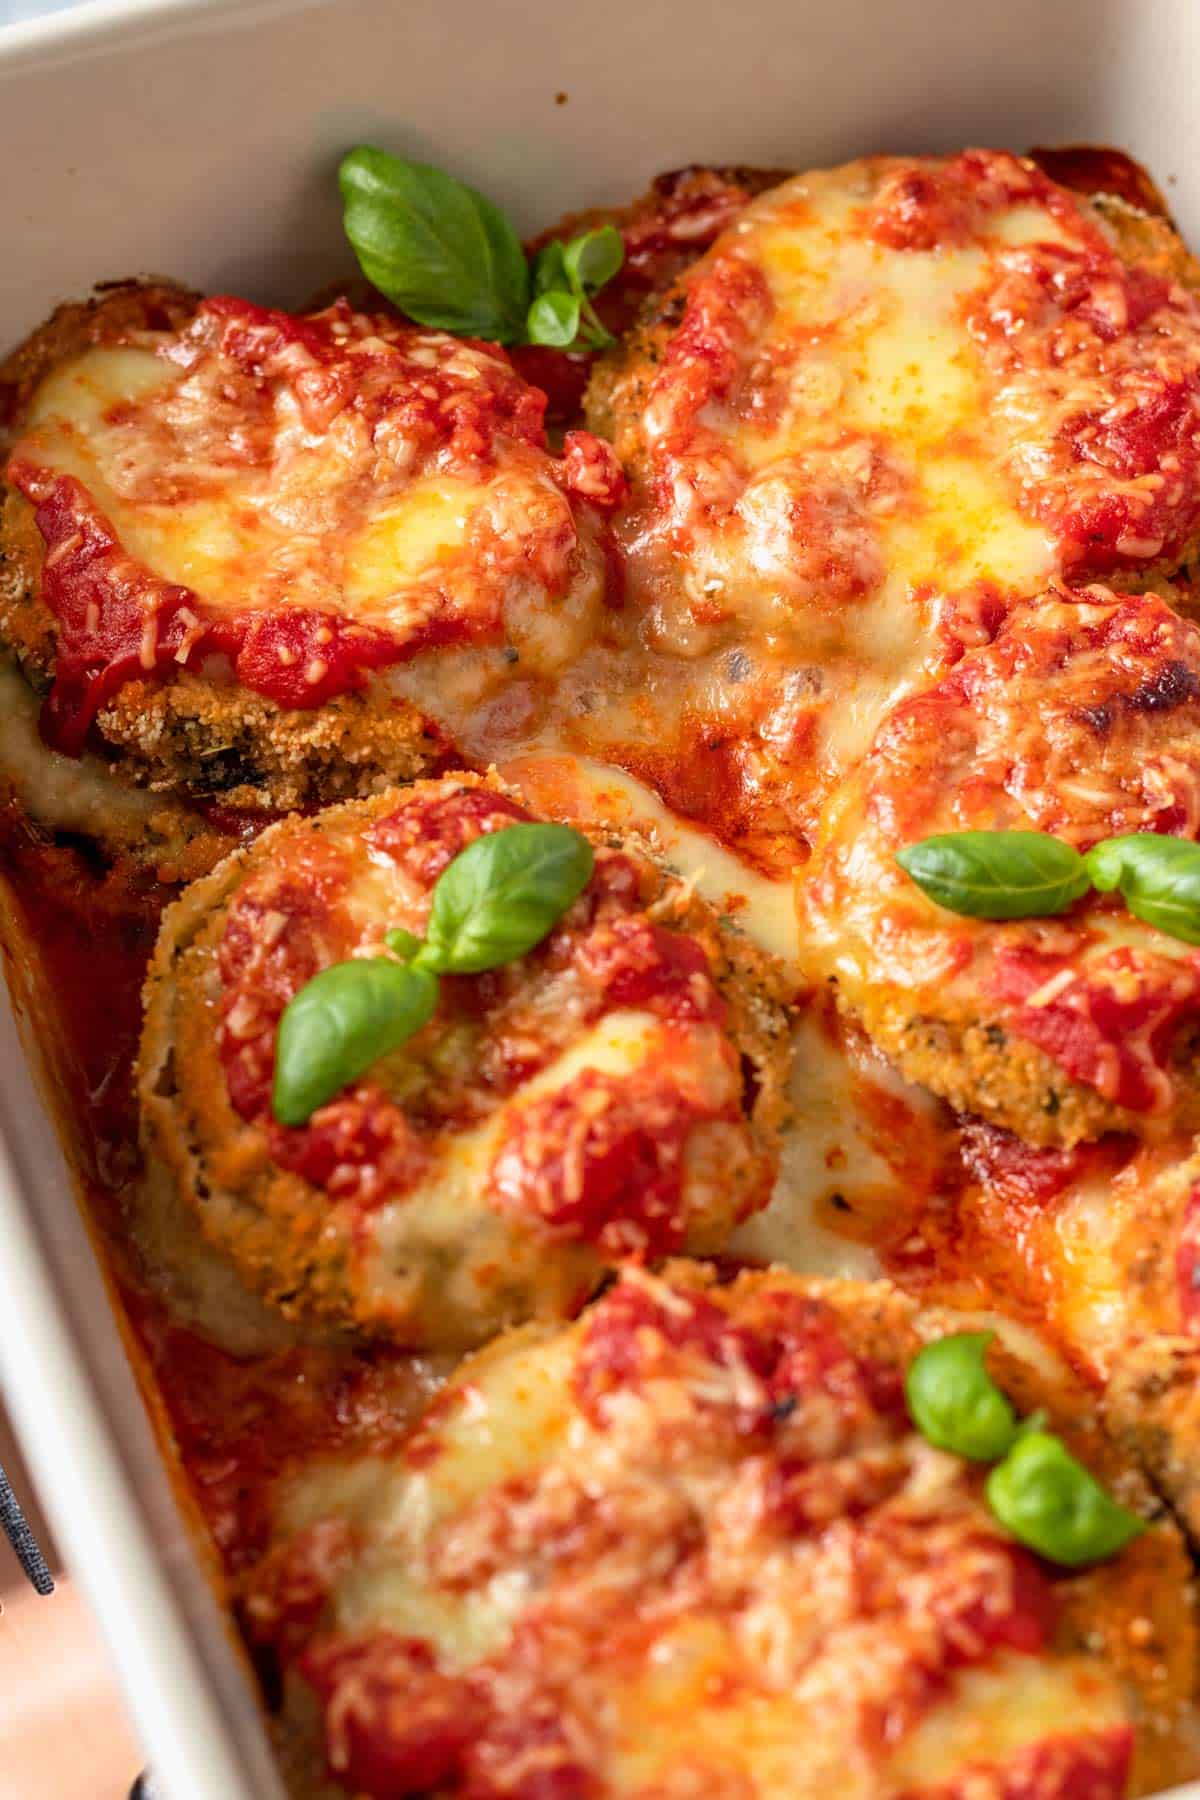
139 775 794 1345
843 989 1149 1149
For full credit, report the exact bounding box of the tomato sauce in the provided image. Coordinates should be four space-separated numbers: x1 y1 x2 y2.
0 807 436 1594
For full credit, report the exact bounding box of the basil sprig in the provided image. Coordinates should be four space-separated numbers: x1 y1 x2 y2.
907 1334 1144 1567
897 826 1200 943
1084 833 1200 945
271 821 594 1126
339 148 623 352
895 831 1090 921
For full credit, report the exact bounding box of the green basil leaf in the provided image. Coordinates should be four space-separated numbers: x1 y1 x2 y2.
1085 833 1200 944
339 146 529 342
533 240 570 296
563 224 624 295
526 290 582 349
896 830 1091 920
905 1332 1018 1463
420 822 595 974
272 958 438 1127
985 1431 1146 1568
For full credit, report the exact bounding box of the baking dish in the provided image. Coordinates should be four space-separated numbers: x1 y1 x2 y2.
5 0 1200 1794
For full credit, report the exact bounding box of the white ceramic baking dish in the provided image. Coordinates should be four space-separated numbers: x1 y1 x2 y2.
4 0 1200 1793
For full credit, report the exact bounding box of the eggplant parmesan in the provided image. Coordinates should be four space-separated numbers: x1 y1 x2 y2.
247 1265 1199 1800
0 284 624 811
583 149 1200 852
138 773 791 1344
800 586 1200 1146
6 140 1200 1800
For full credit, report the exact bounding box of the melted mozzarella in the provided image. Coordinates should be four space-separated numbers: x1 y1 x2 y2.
627 163 1061 782
20 344 578 641
733 1013 885 1277
281 1326 575 1667
498 752 803 969
884 1656 1127 1792
494 752 951 1280
362 1008 694 1323
741 166 1061 597
279 1288 1130 1800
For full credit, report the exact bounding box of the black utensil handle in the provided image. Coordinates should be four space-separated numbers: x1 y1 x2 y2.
0 1459 53 1595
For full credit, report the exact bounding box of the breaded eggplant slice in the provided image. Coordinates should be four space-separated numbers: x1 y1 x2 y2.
246 1265 1200 1800
139 774 791 1345
802 587 1200 1147
1 285 625 811
582 149 1200 846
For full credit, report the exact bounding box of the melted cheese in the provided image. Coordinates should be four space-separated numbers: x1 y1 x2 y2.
0 657 162 836
495 751 950 1281
19 339 588 647
884 1656 1127 1791
362 1008 687 1322
281 1326 576 1665
732 1011 894 1279
618 161 1063 790
744 171 1061 621
276 1273 1140 1798
498 752 803 969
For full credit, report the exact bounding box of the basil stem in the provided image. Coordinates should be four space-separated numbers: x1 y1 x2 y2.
384 926 423 961
896 830 1091 920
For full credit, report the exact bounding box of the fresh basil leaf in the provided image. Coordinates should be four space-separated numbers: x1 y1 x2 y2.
1085 833 1200 944
896 830 1091 920
905 1332 1018 1463
533 240 569 296
339 146 529 342
985 1431 1146 1568
384 926 423 961
526 290 582 349
272 958 438 1127
563 225 624 295
420 822 595 974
